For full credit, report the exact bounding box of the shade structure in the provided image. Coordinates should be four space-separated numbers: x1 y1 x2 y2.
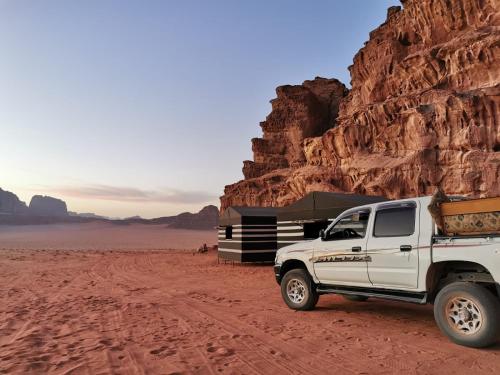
218 206 277 262
277 192 388 249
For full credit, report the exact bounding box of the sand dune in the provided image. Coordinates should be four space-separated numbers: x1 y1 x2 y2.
0 243 499 374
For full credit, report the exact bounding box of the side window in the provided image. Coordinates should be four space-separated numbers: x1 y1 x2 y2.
225 226 233 240
326 210 370 240
303 220 331 240
373 206 415 237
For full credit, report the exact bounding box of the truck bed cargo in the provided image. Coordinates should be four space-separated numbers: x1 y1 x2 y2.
440 197 500 236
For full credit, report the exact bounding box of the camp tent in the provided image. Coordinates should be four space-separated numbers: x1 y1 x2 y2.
218 206 277 262
277 192 388 249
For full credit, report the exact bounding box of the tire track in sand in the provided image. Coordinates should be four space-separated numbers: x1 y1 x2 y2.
115 253 356 374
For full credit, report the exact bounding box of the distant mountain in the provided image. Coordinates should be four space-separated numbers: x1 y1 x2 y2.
121 205 219 230
68 211 110 220
0 187 219 229
124 215 142 220
0 189 69 217
29 195 68 217
0 188 29 215
168 205 219 230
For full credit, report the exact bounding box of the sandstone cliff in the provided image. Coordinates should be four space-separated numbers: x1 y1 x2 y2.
221 0 500 211
243 78 348 179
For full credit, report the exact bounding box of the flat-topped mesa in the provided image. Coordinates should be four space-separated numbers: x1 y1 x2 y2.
29 195 68 217
242 77 348 179
221 0 500 212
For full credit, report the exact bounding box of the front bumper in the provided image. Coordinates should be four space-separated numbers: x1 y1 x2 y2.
273 264 282 284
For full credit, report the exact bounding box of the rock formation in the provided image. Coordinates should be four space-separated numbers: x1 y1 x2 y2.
0 188 28 215
243 78 348 179
0 186 218 227
29 195 68 217
221 0 500 211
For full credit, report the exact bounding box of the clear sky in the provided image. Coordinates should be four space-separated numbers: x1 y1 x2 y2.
0 0 399 218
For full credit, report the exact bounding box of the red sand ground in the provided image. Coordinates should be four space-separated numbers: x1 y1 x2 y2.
0 225 499 374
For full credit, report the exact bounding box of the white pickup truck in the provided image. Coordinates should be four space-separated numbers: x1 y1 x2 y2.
274 196 500 348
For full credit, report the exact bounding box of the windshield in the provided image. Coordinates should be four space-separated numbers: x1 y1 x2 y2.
324 209 371 240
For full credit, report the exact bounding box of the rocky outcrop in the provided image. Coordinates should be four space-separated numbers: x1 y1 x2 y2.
0 188 70 217
29 195 68 217
0 188 74 223
243 77 348 179
221 0 500 211
0 188 28 215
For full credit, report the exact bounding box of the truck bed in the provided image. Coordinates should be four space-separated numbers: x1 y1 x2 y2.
431 235 500 283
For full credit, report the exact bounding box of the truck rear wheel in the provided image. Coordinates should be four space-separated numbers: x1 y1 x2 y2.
434 282 500 348
280 269 318 311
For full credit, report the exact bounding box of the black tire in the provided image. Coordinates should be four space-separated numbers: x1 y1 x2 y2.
342 294 369 302
434 282 500 348
280 268 319 311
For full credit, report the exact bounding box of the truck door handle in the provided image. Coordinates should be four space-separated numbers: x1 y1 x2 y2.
400 245 412 252
351 246 362 252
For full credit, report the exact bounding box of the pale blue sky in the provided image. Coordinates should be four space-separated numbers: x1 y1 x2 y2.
0 0 399 218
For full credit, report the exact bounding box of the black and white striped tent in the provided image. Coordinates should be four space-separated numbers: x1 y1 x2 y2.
277 192 388 249
218 206 277 262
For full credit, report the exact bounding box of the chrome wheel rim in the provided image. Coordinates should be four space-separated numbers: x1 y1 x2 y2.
446 296 483 335
286 278 306 304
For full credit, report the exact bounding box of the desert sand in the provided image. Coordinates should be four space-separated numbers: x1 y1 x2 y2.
0 226 499 374
0 223 217 251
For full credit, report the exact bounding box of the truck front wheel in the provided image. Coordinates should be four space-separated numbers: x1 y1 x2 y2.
280 269 318 311
434 282 500 348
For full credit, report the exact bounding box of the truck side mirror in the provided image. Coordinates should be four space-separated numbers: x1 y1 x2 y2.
319 229 326 241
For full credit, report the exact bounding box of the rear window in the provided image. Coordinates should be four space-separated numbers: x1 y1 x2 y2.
373 206 415 237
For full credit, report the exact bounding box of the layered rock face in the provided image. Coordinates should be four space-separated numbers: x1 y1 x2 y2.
243 78 348 179
221 0 500 211
29 195 68 217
